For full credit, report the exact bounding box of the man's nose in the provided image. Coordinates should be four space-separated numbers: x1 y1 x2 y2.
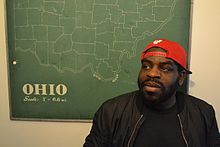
147 66 161 78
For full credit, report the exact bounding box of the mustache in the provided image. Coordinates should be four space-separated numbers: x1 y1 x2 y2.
140 77 164 88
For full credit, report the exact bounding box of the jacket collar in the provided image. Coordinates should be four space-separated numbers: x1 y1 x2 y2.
135 90 186 114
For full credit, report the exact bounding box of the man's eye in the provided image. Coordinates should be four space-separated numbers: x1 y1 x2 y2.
161 66 173 72
142 64 150 69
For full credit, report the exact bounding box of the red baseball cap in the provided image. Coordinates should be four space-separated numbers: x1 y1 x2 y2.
141 39 192 74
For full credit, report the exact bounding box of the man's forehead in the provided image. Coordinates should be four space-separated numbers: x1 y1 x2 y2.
142 56 176 65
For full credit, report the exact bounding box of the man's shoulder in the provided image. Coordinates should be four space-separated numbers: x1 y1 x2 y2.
94 90 140 119
177 92 214 113
102 90 140 107
184 93 211 107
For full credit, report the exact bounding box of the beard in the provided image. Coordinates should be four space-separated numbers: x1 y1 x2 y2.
137 76 180 106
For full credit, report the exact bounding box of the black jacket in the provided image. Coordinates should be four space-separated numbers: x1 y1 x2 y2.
84 90 220 147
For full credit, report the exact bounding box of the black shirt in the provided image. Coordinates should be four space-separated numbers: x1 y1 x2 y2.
134 102 186 147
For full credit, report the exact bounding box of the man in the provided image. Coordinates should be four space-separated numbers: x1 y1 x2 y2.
84 39 220 147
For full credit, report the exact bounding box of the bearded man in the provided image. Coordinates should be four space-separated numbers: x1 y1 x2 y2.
84 39 220 147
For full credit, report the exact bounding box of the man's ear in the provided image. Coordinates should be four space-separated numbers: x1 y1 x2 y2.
178 71 186 86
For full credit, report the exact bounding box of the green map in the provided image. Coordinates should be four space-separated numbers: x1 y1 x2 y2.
7 0 191 120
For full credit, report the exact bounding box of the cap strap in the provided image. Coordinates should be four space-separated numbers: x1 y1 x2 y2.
142 51 167 59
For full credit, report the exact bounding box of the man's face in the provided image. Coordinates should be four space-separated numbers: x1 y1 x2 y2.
138 55 183 105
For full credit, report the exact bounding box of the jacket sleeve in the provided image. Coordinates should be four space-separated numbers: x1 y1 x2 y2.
206 106 220 147
216 134 220 147
83 103 112 147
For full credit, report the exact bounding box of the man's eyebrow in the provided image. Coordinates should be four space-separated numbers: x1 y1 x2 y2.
160 61 175 66
142 59 174 65
141 59 152 64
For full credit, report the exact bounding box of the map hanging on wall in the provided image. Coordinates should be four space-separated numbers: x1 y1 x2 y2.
6 0 192 121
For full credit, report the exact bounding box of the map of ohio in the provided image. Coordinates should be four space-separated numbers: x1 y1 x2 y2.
14 0 176 82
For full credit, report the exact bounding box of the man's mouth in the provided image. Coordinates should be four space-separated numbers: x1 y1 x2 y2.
141 81 162 93
144 81 162 88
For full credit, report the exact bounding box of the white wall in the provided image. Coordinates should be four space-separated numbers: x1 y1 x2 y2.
189 0 220 125
0 0 220 146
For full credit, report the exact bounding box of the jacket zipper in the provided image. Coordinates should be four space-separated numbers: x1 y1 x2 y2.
127 114 144 147
177 114 189 147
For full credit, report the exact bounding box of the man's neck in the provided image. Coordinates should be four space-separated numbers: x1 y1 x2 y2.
144 92 177 111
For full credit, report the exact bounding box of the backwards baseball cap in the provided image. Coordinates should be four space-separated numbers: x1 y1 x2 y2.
141 39 192 74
